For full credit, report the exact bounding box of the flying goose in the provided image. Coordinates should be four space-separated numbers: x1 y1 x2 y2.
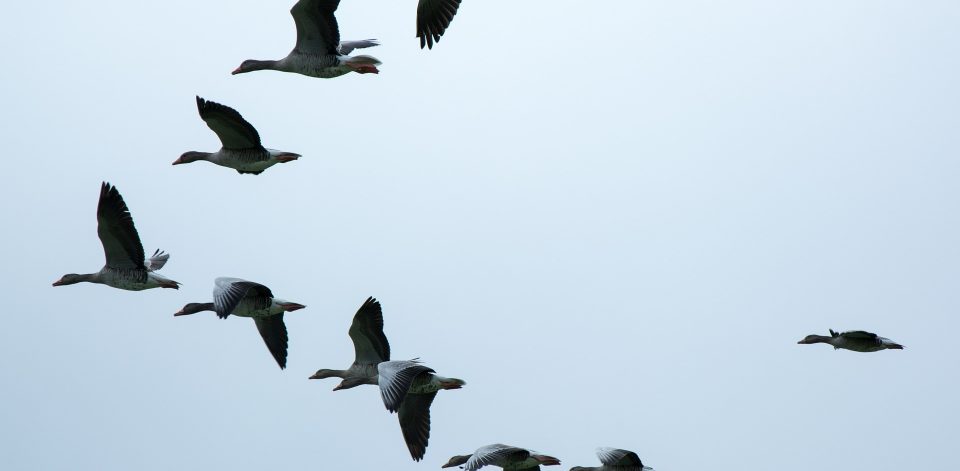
232 0 380 78
417 0 463 49
379 360 465 461
798 329 904 352
174 278 306 369
442 444 561 471
309 296 389 389
53 182 179 291
174 96 301 175
569 447 654 471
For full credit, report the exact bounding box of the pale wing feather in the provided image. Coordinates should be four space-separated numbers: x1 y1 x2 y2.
145 249 169 272
465 444 529 471
597 448 644 467
213 278 273 319
339 39 379 55
378 360 434 412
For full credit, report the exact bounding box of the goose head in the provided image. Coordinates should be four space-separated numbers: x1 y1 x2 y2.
441 455 471 468
308 369 340 380
232 59 278 75
172 151 211 165
797 334 830 344
53 273 87 287
174 302 215 316
331 376 368 391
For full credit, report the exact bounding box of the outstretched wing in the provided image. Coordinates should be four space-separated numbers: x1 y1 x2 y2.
97 182 146 270
597 447 645 468
416 0 462 49
378 360 434 412
196 96 262 149
465 444 530 471
213 278 273 319
145 249 169 272
339 39 379 55
254 315 289 369
398 391 437 461
291 0 341 55
348 297 391 365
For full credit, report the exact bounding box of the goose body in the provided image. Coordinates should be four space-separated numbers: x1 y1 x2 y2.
798 329 904 352
443 444 561 471
53 183 179 291
175 278 306 369
569 447 654 471
175 96 300 175
309 297 389 389
377 360 465 461
232 0 380 78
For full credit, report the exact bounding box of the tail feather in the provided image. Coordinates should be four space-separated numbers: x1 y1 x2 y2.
439 378 465 389
344 55 381 74
348 54 381 66
534 455 561 466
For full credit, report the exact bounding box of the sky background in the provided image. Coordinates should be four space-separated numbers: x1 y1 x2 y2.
2 1 959 469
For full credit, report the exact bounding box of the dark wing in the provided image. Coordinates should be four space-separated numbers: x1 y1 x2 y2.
213 278 274 319
397 391 437 461
378 361 435 412
416 0 462 49
96 182 146 270
196 96 262 149
348 297 391 365
596 448 644 468
254 315 289 369
841 331 879 340
465 444 530 471
290 0 341 55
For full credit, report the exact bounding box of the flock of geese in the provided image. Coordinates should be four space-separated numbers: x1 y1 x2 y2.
50 0 907 469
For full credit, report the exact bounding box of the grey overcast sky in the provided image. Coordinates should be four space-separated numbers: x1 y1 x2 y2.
2 1 959 470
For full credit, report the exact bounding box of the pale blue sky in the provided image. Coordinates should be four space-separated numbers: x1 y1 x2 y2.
2 1 959 470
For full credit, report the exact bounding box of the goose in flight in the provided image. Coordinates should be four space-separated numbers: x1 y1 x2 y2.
309 296 389 389
417 0 463 49
569 447 654 471
798 329 904 352
174 96 301 175
53 182 179 291
232 0 380 78
379 360 465 461
442 444 561 471
174 278 306 369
